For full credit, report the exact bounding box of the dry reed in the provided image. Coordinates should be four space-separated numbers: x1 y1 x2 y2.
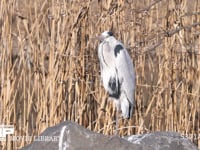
0 0 199 149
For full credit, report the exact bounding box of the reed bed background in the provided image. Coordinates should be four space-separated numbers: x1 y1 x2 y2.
0 0 199 149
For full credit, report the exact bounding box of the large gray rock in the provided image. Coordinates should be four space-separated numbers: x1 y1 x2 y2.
21 121 198 150
124 132 198 150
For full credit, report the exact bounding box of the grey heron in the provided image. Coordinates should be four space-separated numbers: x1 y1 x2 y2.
97 31 135 134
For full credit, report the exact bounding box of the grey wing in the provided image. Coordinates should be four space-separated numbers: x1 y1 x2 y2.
114 44 135 104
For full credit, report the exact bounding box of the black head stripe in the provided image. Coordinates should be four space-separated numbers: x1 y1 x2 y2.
108 31 113 36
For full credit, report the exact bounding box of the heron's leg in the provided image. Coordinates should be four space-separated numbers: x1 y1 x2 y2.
115 107 119 135
113 99 120 135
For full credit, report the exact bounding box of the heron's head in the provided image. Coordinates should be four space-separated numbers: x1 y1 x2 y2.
98 31 113 42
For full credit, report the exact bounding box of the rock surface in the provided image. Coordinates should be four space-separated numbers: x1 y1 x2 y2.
21 121 198 150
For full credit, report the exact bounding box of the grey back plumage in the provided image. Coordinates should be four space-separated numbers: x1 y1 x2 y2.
98 31 135 119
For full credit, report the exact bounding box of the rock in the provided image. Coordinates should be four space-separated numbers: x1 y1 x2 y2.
21 121 198 150
124 132 198 150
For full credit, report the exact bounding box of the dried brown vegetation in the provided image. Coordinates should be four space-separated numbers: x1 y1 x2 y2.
0 0 199 149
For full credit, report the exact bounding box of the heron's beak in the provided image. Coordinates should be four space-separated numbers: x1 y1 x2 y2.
90 36 102 42
97 35 104 42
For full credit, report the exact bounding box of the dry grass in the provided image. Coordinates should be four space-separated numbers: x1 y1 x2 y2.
0 0 199 149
